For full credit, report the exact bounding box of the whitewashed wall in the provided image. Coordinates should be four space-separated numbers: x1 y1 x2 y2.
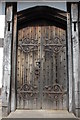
0 48 3 88
0 2 5 88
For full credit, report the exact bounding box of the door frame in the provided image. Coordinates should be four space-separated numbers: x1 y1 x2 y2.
15 6 70 110
3 2 78 117
15 6 72 112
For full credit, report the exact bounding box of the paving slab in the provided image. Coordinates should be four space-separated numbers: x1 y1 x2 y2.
7 110 76 118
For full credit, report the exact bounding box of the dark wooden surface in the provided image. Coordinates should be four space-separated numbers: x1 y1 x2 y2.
17 23 67 110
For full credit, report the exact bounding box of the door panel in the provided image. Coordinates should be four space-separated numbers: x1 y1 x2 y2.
17 27 41 109
17 25 67 110
41 26 67 109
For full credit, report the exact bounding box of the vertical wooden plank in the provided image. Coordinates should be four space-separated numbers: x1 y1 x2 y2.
49 26 52 86
63 30 67 110
42 26 45 109
30 27 33 109
48 26 52 109
71 3 79 116
45 26 48 88
56 27 59 110
18 45 22 108
57 28 62 110
21 50 24 109
10 3 17 112
39 26 43 109
52 26 56 85
52 26 55 110
46 26 49 109
2 3 15 117
23 52 25 109
78 2 80 117
31 27 35 109
35 26 39 109
28 27 31 109
17 48 21 109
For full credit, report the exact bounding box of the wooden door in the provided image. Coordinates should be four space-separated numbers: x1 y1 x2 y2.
17 25 67 110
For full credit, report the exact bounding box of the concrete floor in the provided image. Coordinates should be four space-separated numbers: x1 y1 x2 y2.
0 97 78 119
7 110 76 118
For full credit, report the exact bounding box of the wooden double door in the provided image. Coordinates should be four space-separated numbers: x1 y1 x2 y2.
17 25 67 110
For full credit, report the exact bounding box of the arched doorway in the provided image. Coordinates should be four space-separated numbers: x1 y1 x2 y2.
17 6 67 110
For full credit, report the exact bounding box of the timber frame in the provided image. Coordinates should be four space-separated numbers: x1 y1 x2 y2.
2 2 80 118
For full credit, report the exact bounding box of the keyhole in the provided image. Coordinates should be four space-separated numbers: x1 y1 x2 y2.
74 22 76 32
7 21 10 31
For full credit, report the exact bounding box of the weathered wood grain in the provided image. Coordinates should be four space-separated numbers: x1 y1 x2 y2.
17 24 67 110
2 3 17 117
67 12 73 112
71 3 79 117
10 3 17 112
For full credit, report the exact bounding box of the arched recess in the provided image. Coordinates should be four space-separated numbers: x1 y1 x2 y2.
16 6 68 110
17 6 67 30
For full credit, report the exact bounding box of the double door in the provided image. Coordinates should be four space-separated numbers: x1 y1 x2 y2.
17 25 67 110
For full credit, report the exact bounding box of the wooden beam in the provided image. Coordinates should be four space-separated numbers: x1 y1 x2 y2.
2 2 17 117
71 3 79 117
78 2 80 117
2 3 13 117
67 12 73 112
10 3 17 112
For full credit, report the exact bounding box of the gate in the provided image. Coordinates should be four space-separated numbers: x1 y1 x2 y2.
17 25 67 110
